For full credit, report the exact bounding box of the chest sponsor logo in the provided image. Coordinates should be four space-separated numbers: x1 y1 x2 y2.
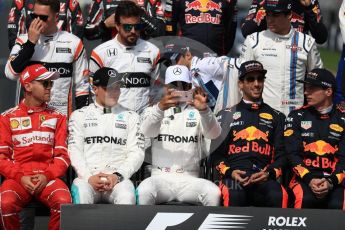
232 112 241 120
155 134 198 143
229 121 243 128
12 131 55 147
10 117 32 131
188 111 196 120
56 47 71 53
286 44 302 52
84 136 127 145
185 0 222 13
259 113 273 120
229 142 272 156
41 118 57 129
303 140 338 156
107 48 117 57
301 132 314 137
301 121 312 130
137 57 152 64
123 73 151 88
116 113 125 122
330 124 343 132
284 129 293 137
233 126 269 142
115 123 127 129
47 67 71 76
185 0 222 24
10 119 20 130
186 122 197 127
259 119 272 125
83 122 98 128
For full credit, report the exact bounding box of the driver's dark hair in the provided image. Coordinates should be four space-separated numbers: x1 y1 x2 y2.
115 1 142 24
35 0 60 13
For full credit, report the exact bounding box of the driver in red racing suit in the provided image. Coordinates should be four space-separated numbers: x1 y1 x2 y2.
0 64 72 230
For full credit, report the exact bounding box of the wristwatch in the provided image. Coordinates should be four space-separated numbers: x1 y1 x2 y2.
113 172 124 182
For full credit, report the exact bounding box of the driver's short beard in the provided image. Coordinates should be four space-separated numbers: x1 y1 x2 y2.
125 36 138 46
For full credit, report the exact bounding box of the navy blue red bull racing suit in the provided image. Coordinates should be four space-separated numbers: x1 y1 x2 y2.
165 0 237 56
285 105 345 209
210 100 288 207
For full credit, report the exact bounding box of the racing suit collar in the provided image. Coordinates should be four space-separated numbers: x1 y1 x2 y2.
239 99 263 111
114 34 142 50
93 101 122 114
308 104 336 120
93 101 110 114
39 30 59 43
20 100 48 114
267 26 295 40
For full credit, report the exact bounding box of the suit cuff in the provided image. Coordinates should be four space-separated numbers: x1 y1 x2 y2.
302 173 314 185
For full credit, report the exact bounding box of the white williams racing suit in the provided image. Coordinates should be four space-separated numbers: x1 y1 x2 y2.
240 28 323 115
5 31 89 115
68 102 145 204
137 104 221 205
214 57 242 115
190 56 226 108
89 35 160 113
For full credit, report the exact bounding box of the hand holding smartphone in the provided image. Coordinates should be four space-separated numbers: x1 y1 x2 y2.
171 90 193 102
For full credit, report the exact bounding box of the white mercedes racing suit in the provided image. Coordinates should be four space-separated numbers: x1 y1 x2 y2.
137 104 221 206
68 102 145 204
89 35 160 113
5 31 89 116
240 28 323 115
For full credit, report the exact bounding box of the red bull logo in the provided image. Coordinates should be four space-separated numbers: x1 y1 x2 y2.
233 126 269 142
186 0 203 11
230 126 271 156
304 156 335 170
303 140 338 156
229 142 271 156
185 0 222 24
185 0 222 13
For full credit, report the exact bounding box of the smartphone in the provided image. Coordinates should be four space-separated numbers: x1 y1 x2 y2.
171 90 193 102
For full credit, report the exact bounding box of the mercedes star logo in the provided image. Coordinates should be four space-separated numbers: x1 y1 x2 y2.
173 67 182 75
108 70 117 78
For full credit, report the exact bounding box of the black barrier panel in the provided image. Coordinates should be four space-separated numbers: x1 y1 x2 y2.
61 204 345 230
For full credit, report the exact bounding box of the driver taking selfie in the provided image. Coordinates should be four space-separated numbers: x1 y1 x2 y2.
137 65 221 206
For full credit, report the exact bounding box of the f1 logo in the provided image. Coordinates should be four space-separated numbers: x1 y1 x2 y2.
146 213 194 230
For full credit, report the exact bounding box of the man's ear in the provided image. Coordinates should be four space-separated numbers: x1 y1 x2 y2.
238 79 243 91
92 85 98 96
325 88 333 97
23 82 32 92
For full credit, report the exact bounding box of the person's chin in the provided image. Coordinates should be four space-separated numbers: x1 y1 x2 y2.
127 37 138 44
